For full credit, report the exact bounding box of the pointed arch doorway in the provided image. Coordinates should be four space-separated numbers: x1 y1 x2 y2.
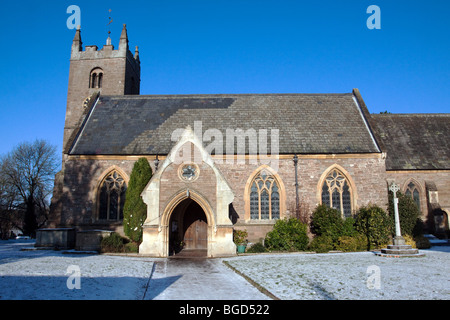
169 198 208 257
140 126 236 258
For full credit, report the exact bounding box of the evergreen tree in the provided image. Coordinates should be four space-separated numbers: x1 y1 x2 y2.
388 191 422 237
123 158 152 243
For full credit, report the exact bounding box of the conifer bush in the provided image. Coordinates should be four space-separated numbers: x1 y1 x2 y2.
123 158 152 243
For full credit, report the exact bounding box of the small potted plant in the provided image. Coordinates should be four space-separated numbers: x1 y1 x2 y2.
233 229 248 253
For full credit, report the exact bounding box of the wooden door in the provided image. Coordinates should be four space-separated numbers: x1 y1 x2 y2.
184 219 207 249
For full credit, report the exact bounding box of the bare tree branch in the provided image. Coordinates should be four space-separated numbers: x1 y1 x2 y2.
0 139 58 237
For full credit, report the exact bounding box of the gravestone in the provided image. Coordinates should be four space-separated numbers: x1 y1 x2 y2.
35 228 76 249
76 230 114 252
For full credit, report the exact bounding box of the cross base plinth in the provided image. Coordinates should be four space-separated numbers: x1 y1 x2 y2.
377 242 425 258
393 236 406 246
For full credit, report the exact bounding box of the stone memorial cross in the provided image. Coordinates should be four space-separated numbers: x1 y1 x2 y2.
389 182 404 245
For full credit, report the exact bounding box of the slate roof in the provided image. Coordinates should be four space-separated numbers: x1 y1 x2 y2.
371 114 450 170
69 93 381 155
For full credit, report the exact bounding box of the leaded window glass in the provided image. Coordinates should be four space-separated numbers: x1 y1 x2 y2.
321 183 330 207
260 190 270 219
405 181 421 212
321 168 353 217
249 169 282 220
332 188 340 211
250 184 259 220
98 171 127 221
342 183 351 218
271 185 280 219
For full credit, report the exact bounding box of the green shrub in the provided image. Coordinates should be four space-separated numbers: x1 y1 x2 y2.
310 205 344 243
414 235 431 249
101 233 139 253
310 205 364 251
246 242 267 253
335 236 358 252
265 218 308 251
388 191 422 237
403 234 416 248
354 233 369 251
124 241 139 253
123 158 152 243
233 229 248 246
309 235 333 253
355 205 392 250
342 217 358 237
101 233 127 253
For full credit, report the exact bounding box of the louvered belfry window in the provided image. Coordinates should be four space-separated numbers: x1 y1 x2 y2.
321 169 352 218
99 171 127 221
250 170 280 220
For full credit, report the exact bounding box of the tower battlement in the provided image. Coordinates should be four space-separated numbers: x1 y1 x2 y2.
70 24 140 66
63 24 141 151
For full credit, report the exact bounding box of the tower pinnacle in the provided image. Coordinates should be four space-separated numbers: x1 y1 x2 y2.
72 26 82 52
119 23 129 50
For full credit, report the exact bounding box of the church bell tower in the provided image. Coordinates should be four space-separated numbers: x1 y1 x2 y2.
63 24 141 151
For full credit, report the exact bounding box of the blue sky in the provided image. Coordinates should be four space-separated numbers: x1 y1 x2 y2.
0 0 449 159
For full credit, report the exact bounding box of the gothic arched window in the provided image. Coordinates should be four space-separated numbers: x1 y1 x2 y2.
249 169 280 220
321 168 353 218
405 181 421 212
98 171 127 221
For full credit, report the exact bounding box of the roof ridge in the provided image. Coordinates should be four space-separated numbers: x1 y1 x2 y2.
372 113 450 117
101 93 353 99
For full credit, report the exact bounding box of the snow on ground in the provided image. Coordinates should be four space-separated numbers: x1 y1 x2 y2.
0 240 154 300
224 248 450 300
0 240 449 300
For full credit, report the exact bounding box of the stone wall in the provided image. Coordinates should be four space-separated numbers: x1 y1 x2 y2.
158 161 218 218
386 170 450 232
50 157 137 233
217 154 387 242
51 153 389 243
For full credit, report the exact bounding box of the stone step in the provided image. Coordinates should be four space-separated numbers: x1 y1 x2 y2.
386 244 416 250
379 243 425 256
381 247 419 255
376 250 425 257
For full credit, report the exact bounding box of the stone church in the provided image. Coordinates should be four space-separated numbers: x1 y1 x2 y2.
45 25 450 257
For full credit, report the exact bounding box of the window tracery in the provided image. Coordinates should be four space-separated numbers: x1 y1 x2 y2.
321 168 353 218
98 171 127 221
405 181 421 212
249 169 280 220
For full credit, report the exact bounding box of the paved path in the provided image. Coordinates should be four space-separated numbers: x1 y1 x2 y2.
144 258 271 300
